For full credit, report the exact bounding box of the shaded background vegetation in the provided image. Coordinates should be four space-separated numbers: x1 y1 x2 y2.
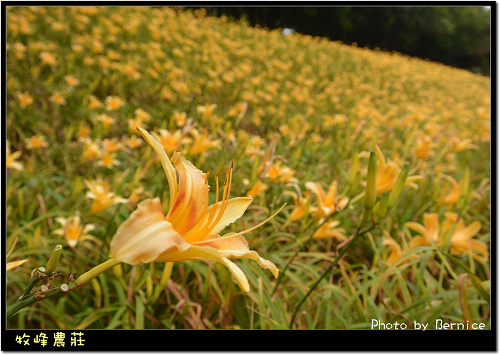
196 6 491 75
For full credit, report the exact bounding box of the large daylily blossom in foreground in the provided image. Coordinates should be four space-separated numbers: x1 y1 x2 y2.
109 128 279 292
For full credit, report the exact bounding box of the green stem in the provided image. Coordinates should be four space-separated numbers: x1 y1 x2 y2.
8 259 121 319
21 274 43 299
7 284 69 319
75 258 121 286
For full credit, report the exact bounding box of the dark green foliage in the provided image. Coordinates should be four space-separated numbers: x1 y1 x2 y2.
199 6 491 75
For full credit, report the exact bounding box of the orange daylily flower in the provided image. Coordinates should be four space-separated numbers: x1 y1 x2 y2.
266 161 298 183
305 180 348 219
105 95 125 111
362 145 423 195
50 91 66 105
7 142 23 171
246 180 268 198
152 129 188 156
54 214 96 247
126 135 144 149
415 136 433 159
381 232 414 265
25 135 48 149
96 113 115 131
188 128 221 157
450 137 479 152
284 190 309 222
438 175 462 206
406 212 488 260
16 92 33 108
85 178 128 214
88 95 103 109
109 128 279 292
313 220 346 240
80 138 101 161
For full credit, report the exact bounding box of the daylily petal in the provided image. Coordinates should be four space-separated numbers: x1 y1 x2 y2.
383 238 403 264
313 221 346 240
7 259 29 271
450 239 489 257
193 233 279 278
405 222 427 237
305 182 326 204
109 198 189 264
377 163 399 194
325 181 338 206
137 127 178 215
154 242 250 292
374 145 387 166
168 156 209 235
458 220 482 241
442 212 459 234
410 236 431 249
423 213 440 242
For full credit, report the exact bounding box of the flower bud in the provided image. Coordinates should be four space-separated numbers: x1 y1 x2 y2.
45 245 62 274
364 151 377 210
388 164 409 208
349 152 360 184
374 193 389 220
350 171 361 197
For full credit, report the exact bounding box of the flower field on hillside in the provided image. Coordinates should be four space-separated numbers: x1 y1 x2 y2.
6 6 490 330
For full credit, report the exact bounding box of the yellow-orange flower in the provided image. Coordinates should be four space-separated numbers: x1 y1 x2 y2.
54 214 95 247
152 129 188 155
25 135 48 149
126 136 144 149
407 212 488 259
65 75 79 87
266 161 297 183
50 91 66 105
96 113 115 131
415 136 433 159
246 180 268 198
85 178 128 214
98 151 120 168
80 138 101 161
171 111 187 127
7 143 23 171
78 125 91 138
134 108 151 122
16 92 33 108
284 190 309 221
188 128 221 157
40 51 57 66
196 103 217 119
450 137 479 152
88 95 103 109
313 220 346 240
382 233 411 265
109 128 279 292
438 175 462 206
305 180 348 219
102 138 123 153
105 95 125 111
363 145 423 195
